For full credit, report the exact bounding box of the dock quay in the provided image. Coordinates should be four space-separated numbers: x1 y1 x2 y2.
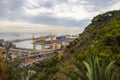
0 47 32 54
0 46 58 67
0 47 57 60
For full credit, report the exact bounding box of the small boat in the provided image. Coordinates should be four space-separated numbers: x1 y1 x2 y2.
12 34 20 36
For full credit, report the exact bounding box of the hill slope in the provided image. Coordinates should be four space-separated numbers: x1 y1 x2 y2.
65 10 120 62
56 10 120 79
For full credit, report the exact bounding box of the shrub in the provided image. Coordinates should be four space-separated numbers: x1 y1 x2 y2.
64 55 120 80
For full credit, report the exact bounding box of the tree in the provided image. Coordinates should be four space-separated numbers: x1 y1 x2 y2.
5 42 12 61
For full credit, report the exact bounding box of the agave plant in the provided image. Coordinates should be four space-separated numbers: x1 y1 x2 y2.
64 55 120 80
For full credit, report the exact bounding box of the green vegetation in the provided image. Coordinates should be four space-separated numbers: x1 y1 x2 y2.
30 56 59 80
31 51 39 54
7 61 28 80
65 55 120 80
68 10 120 65
5 42 12 60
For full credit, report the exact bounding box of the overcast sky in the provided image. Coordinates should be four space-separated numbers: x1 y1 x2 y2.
0 0 120 34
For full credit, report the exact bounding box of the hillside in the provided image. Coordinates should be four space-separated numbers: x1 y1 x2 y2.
56 10 120 79
65 10 120 62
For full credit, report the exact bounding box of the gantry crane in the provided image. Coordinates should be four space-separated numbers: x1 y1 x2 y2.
66 33 70 38
50 34 54 43
50 34 56 49
32 34 36 50
40 36 46 50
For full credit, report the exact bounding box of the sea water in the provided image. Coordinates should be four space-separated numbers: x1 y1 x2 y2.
0 32 51 50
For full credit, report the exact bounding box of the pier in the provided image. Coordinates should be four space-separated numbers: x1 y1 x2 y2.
6 35 51 43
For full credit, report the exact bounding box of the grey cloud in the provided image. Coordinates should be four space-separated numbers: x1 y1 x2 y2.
0 0 24 11
39 1 54 8
20 15 90 27
0 0 24 19
0 0 90 27
0 0 119 29
83 0 119 12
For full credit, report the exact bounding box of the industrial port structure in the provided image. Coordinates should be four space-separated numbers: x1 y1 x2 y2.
0 34 75 67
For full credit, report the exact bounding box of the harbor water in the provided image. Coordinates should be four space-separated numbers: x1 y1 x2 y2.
0 32 51 50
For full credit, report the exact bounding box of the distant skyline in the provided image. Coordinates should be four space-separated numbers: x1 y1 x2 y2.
0 0 120 34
